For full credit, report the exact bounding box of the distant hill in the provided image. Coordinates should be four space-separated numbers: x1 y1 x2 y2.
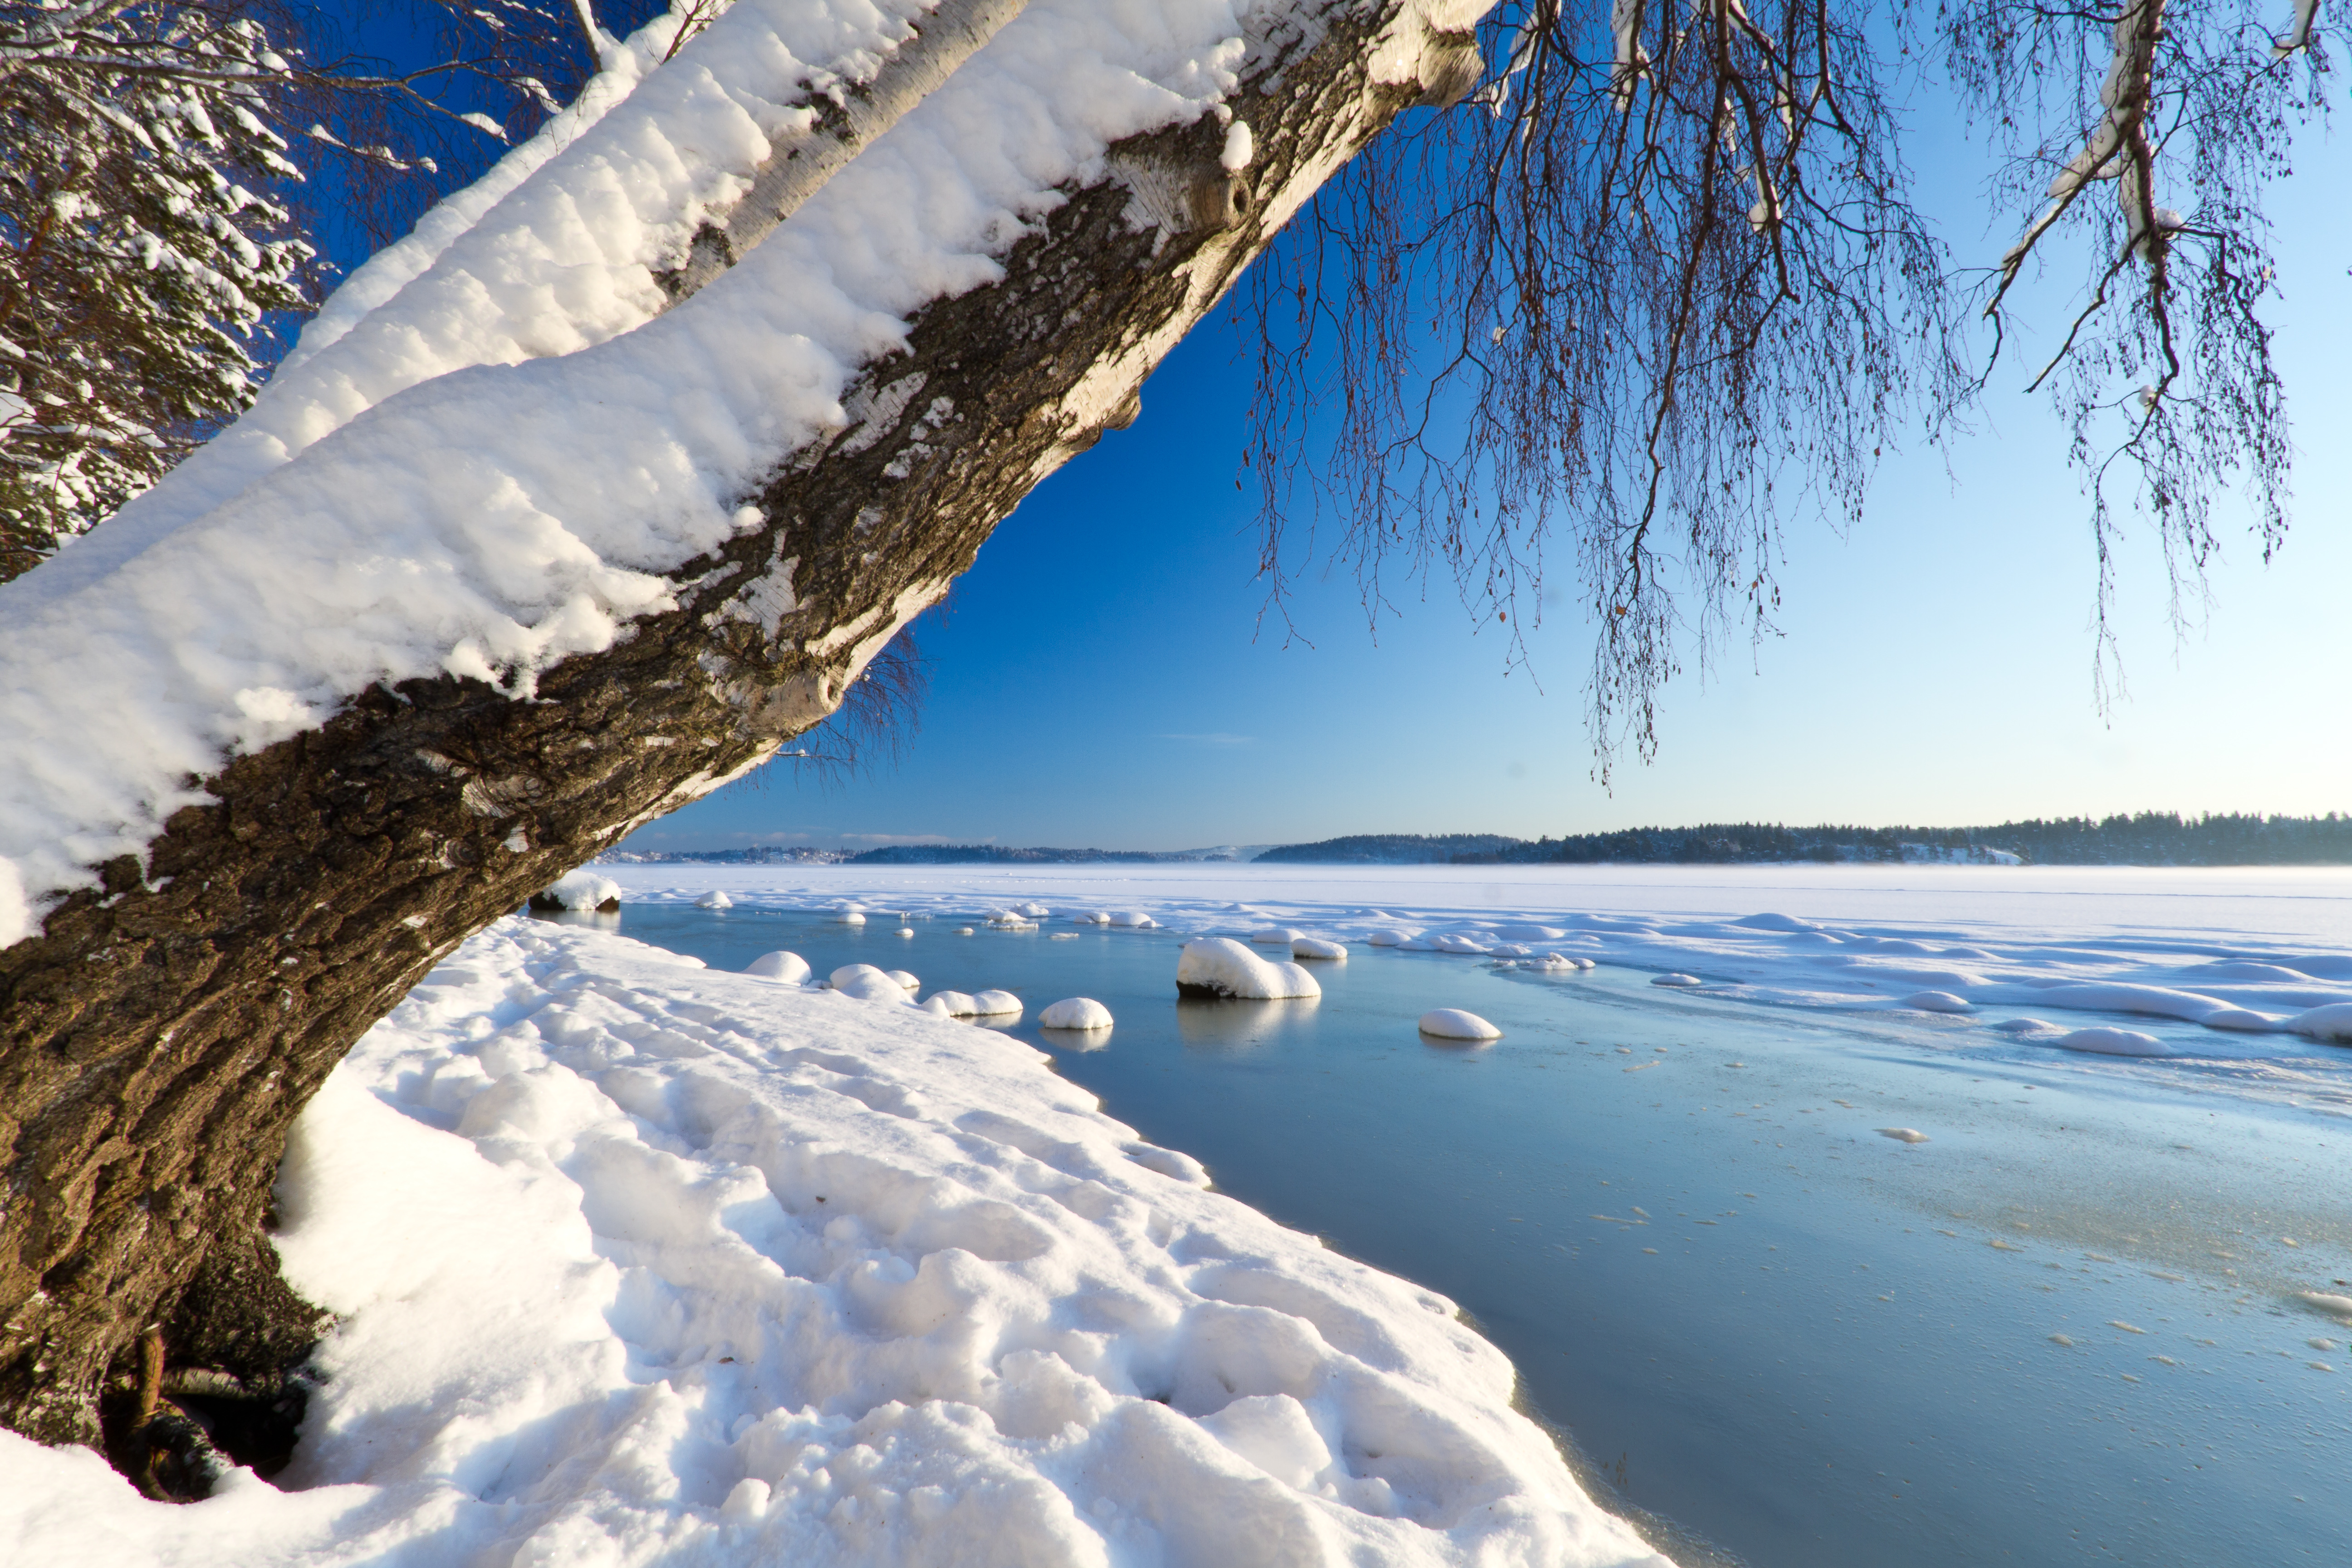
1253 833 1531 865
845 844 1269 866
1252 814 2352 867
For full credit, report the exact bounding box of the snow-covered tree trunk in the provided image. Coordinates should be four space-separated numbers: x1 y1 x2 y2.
0 0 1489 1455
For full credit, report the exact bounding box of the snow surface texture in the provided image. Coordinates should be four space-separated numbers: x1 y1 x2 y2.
0 920 1661 1567
1416 1010 1500 1042
595 866 2352 1065
0 0 1503 946
1177 938 1321 1000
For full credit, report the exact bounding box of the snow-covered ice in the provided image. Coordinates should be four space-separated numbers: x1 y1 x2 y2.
1417 1009 1501 1042
2288 1002 2352 1043
698 889 735 910
2050 1027 2176 1057
0 917 1661 1565
1039 997 1115 1031
1292 937 1348 961
1903 991 1972 1014
580 864 2352 1074
1176 938 1322 1001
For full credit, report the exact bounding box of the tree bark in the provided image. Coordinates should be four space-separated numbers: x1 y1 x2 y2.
0 1 1482 1455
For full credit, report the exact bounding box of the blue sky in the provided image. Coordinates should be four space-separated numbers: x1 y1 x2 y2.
314 12 2349 856
626 125 2351 854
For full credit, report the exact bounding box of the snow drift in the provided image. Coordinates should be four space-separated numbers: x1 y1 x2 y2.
0 920 1662 1566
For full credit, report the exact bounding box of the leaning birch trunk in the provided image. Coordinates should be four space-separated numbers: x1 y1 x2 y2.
0 2 1490 1450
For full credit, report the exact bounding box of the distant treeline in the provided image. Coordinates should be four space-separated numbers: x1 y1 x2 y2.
848 844 1167 865
600 846 846 865
1252 814 2352 867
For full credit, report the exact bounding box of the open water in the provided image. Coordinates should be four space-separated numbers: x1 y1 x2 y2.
557 902 2352 1567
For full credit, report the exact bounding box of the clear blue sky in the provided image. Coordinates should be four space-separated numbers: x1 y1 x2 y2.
624 125 2350 854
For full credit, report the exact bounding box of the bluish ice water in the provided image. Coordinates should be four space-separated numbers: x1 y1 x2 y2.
560 904 2352 1567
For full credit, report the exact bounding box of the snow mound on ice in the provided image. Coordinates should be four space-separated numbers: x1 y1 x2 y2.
1492 924 1568 941
829 964 909 1004
1418 1009 1501 1041
1250 927 1308 946
969 989 1022 1018
921 990 979 1017
2199 1008 2280 1033
986 909 1039 930
886 970 920 991
745 950 811 985
696 889 734 910
1651 973 1703 988
2050 1027 2176 1057
1292 937 1348 961
1176 938 1321 1001
838 910 868 926
0 918 1663 1565
1904 991 1973 1014
1735 912 1819 931
1039 997 1113 1031
1364 929 1418 946
2197 961 2316 983
2287 1003 2352 1043
1425 933 1491 955
1107 911 1156 928
1877 1127 1930 1144
1994 1017 2066 1038
538 870 621 911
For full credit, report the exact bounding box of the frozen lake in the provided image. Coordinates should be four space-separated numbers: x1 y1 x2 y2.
581 864 2352 1565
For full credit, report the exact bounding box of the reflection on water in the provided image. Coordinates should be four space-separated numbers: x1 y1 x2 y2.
547 902 2352 1568
528 906 622 932
1173 995 1318 1050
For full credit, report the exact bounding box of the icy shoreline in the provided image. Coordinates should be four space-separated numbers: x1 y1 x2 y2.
0 918 1664 1567
594 862 2352 1053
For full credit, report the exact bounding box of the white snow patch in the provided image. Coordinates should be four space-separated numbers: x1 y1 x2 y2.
540 869 622 910
1904 991 1973 1014
2287 1002 2352 1043
745 949 811 984
969 989 1023 1018
1418 1009 1501 1041
1177 938 1321 1000
1250 926 1308 946
2050 1027 2176 1058
1877 1127 1930 1144
1423 933 1490 955
1651 973 1703 988
1292 936 1348 961
1039 996 1114 1031
696 889 734 910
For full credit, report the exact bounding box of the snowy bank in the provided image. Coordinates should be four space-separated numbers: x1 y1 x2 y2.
0 920 1661 1567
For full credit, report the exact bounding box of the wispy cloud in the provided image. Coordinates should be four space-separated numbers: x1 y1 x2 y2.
1157 732 1254 746
838 832 966 847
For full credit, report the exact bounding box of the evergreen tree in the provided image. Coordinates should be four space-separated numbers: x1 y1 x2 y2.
0 2 311 580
